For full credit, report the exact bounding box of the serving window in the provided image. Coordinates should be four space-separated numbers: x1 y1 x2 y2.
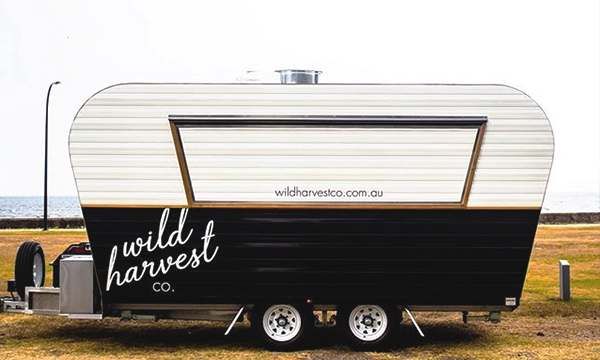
170 116 486 208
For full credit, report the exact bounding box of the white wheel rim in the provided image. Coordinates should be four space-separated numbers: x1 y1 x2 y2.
349 305 388 342
262 304 302 342
32 253 44 287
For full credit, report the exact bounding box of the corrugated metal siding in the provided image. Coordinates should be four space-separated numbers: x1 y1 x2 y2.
70 84 553 207
84 207 541 305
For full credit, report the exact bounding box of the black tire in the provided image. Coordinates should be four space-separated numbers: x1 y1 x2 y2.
15 241 45 299
337 304 398 350
251 303 312 351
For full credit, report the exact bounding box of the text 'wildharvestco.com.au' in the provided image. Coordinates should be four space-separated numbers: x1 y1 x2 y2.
274 186 384 199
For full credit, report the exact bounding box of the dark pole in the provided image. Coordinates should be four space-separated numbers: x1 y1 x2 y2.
43 81 61 231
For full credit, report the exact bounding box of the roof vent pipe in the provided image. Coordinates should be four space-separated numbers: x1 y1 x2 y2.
276 69 321 84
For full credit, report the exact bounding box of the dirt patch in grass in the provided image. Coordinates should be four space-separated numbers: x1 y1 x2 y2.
0 225 598 359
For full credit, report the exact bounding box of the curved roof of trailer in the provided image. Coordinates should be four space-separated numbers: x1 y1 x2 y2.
70 83 553 209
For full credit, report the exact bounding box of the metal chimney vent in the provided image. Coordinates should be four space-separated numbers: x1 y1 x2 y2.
276 69 321 84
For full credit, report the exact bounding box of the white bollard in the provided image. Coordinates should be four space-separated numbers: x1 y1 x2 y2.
559 260 570 301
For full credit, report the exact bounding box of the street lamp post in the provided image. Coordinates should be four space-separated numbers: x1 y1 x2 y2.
43 81 61 231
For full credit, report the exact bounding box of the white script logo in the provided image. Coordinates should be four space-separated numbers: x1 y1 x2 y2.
106 208 219 291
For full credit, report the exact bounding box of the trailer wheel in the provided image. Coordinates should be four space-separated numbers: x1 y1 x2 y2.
337 304 398 350
251 304 311 351
14 241 45 299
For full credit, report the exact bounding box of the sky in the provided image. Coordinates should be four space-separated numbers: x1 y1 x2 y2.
0 1 598 201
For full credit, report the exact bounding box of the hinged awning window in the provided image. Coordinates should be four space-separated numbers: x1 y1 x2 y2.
170 116 486 208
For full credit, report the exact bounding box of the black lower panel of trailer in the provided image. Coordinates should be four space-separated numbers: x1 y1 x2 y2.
82 208 540 308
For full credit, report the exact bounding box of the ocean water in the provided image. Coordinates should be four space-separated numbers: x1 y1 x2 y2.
542 191 600 214
0 192 598 218
0 197 82 218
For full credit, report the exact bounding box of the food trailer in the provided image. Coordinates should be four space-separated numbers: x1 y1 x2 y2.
4 70 554 350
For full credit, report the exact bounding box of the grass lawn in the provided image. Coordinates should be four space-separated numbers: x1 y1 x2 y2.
0 225 598 359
